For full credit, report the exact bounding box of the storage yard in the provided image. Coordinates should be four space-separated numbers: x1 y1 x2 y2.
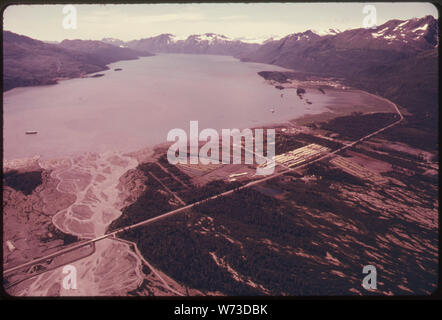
330 156 389 184
272 143 330 168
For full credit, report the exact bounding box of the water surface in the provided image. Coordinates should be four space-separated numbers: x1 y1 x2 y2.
3 54 333 160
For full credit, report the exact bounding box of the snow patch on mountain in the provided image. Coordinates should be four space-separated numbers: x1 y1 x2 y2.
393 20 409 31
235 37 270 44
194 33 231 44
412 24 428 33
369 17 435 46
314 28 342 35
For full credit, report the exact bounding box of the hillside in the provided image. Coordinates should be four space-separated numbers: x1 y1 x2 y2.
242 15 437 72
248 15 438 149
58 39 152 65
4 15 438 130
2 31 154 91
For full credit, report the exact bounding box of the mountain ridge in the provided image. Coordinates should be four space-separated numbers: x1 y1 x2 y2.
120 32 260 56
3 14 438 125
98 15 437 56
2 31 154 91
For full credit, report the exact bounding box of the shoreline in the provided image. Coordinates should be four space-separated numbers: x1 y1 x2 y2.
3 83 434 296
3 84 397 167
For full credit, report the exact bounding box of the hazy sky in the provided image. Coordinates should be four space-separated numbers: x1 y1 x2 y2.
3 3 438 42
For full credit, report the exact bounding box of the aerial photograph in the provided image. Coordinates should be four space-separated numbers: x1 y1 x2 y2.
1 2 439 299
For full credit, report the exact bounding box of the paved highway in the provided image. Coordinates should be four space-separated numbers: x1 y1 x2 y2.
4 95 403 278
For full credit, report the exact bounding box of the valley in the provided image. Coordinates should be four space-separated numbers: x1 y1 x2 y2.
2 11 439 297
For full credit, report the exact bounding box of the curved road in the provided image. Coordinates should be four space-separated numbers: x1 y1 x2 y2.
4 94 404 279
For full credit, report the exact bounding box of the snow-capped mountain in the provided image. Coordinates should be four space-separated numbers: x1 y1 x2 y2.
241 15 437 71
189 33 231 44
124 33 260 56
101 37 126 48
371 15 438 48
285 30 321 40
314 28 342 36
125 34 178 53
239 30 321 64
235 36 272 44
101 16 437 60
241 15 438 145
331 15 438 52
